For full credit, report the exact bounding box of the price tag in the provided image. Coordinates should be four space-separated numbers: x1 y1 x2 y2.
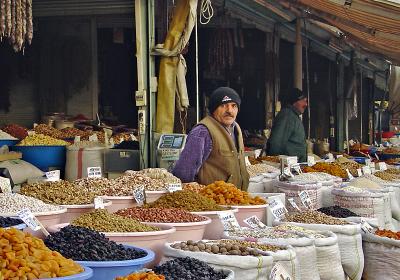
89 134 98 142
74 136 81 143
360 218 374 234
357 169 363 177
307 156 316 166
254 149 262 159
288 198 301 211
27 130 35 136
87 167 102 178
133 186 145 205
168 183 182 192
270 263 292 280
337 155 343 158
269 199 287 221
94 197 104 209
369 162 376 173
362 166 372 175
245 156 251 166
285 156 298 166
346 169 354 180
217 212 240 231
130 134 137 141
17 208 49 236
0 177 12 193
283 167 294 178
299 191 312 209
243 215 266 229
45 170 60 182
293 165 302 174
377 162 388 171
327 153 334 160
365 158 372 166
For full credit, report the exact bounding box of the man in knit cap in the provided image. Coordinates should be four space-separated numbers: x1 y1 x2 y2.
173 86 249 190
267 88 308 162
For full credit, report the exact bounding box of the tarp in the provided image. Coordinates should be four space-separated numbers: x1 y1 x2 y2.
153 0 197 133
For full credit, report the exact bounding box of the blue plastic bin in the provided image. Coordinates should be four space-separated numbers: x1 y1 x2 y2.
0 139 19 147
42 266 93 280
10 145 66 172
348 157 368 164
76 246 155 280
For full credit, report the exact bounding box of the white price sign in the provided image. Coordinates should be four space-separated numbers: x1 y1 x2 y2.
17 208 49 236
94 197 104 209
362 166 372 175
168 183 182 193
87 167 102 178
269 199 287 221
307 156 316 166
74 136 81 143
133 186 145 205
377 162 388 171
218 212 240 231
89 134 98 142
327 153 334 160
243 215 266 229
0 177 12 193
45 170 60 182
270 263 292 280
365 158 372 166
360 218 374 234
288 198 301 211
346 169 354 180
293 165 302 174
357 169 363 177
299 191 312 209
283 167 294 178
245 156 251 166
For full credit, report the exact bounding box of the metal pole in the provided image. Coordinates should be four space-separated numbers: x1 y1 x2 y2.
360 69 363 144
294 18 303 91
195 6 200 123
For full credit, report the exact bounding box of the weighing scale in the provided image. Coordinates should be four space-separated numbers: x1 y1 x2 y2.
157 134 187 171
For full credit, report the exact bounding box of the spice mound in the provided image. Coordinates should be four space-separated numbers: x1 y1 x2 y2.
116 272 165 280
0 227 83 278
284 210 348 225
116 207 207 223
45 225 148 261
317 206 359 218
200 181 266 205
375 229 400 240
71 209 160 232
153 257 227 280
146 190 225 211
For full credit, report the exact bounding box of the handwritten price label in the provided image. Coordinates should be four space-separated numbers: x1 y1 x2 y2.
87 167 102 178
133 186 145 205
269 199 287 221
243 215 266 229
218 212 240 231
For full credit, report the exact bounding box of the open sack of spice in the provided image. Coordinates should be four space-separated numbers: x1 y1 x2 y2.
163 239 299 280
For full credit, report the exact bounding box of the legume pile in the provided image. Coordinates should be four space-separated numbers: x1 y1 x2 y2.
0 227 83 278
116 272 165 280
284 210 348 225
71 209 160 232
1 124 28 140
17 134 70 146
318 205 359 218
219 239 284 252
171 240 277 256
273 224 326 238
146 190 225 212
0 217 23 228
153 257 228 280
44 225 147 261
374 171 400 181
225 227 299 240
200 181 266 205
0 193 64 214
375 229 400 240
116 207 207 223
246 163 279 177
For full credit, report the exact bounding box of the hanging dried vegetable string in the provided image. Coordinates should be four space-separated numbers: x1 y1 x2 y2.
0 0 33 51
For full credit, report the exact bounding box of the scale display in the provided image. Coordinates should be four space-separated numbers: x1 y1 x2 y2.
158 135 185 149
157 134 187 170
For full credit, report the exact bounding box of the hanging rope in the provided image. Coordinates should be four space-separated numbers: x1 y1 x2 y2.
200 0 214 24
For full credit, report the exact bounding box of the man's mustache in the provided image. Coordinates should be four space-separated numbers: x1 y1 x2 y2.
223 113 234 117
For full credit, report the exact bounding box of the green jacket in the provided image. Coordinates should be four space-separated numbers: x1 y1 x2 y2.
267 105 307 162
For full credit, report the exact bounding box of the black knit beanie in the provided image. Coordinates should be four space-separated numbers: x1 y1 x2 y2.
287 88 307 105
208 87 241 113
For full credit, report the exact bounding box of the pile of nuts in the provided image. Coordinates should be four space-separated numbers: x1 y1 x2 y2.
71 209 160 232
219 239 284 252
182 182 206 193
116 207 207 223
124 171 169 191
284 210 348 225
0 227 84 278
273 224 326 238
34 124 65 139
247 163 279 177
17 134 69 146
386 168 400 175
225 227 299 239
171 240 279 256
374 171 399 181
0 193 64 214
200 181 266 205
146 190 225 212
137 168 182 184
1 124 28 139
304 162 348 179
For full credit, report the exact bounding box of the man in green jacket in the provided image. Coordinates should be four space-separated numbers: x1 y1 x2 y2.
267 88 308 162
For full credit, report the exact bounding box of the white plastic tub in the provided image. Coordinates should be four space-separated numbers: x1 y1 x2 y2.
101 196 137 213
60 200 112 223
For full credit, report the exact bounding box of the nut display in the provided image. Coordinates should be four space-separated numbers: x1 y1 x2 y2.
247 163 279 177
0 227 83 278
170 240 273 256
1 124 28 140
386 168 400 175
374 171 399 181
200 181 266 205
71 209 160 232
124 171 169 191
17 134 69 146
34 124 65 139
304 162 348 179
225 227 300 239
0 129 17 140
317 206 359 218
284 210 348 225
115 207 207 223
0 217 23 227
273 224 326 238
375 229 400 240
182 182 206 193
218 239 284 252
137 168 181 184
21 180 99 205
153 257 228 280
0 193 64 214
146 190 225 212
44 225 148 261
116 272 165 280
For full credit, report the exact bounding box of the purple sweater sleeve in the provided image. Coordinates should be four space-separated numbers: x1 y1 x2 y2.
172 125 213 183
